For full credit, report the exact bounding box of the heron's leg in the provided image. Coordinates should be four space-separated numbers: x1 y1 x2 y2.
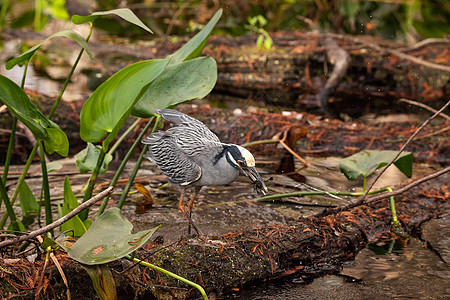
187 187 201 235
178 192 203 236
187 187 201 217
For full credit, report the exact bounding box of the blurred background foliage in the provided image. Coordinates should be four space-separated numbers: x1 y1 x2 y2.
0 0 449 42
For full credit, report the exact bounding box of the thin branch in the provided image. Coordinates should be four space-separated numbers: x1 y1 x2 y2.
36 235 71 300
0 187 113 249
399 98 450 121
415 126 450 140
397 38 450 52
362 100 450 199
316 165 450 217
320 33 450 73
365 166 450 203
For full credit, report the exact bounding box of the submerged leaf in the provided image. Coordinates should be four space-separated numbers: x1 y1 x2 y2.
340 150 413 181
55 208 159 265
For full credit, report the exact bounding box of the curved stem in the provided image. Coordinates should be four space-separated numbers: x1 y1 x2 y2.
116 116 160 210
39 141 53 233
386 187 398 224
1 117 17 184
0 177 21 231
107 118 141 156
0 143 39 229
253 188 389 202
79 147 106 221
128 256 208 300
48 22 93 119
97 117 155 216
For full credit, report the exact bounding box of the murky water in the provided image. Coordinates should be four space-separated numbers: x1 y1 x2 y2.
237 218 450 299
2 144 447 299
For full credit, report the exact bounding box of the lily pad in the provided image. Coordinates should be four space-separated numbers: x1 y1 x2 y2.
55 208 159 265
340 150 413 181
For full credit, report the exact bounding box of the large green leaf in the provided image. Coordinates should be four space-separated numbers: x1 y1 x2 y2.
340 150 413 181
132 56 217 117
6 30 94 70
79 58 169 146
169 9 222 65
55 208 159 265
71 8 153 34
75 143 113 174
0 75 69 156
61 176 87 237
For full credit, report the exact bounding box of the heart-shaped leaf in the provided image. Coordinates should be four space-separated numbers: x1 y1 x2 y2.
0 75 69 156
132 56 217 117
79 58 169 147
169 9 222 65
75 143 113 174
6 30 94 70
72 8 153 34
61 176 88 237
55 208 159 265
340 150 413 181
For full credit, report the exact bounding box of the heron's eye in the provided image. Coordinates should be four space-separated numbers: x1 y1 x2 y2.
238 160 246 167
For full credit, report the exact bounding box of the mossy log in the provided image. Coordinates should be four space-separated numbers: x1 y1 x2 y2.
205 32 449 113
140 180 448 299
0 178 447 299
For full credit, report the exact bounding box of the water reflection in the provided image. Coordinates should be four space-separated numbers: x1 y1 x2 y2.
238 234 450 299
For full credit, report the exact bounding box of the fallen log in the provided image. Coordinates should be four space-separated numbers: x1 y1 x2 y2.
1 176 447 299
205 32 449 114
136 179 448 299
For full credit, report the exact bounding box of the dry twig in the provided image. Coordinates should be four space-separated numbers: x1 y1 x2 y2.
0 187 113 249
362 100 450 199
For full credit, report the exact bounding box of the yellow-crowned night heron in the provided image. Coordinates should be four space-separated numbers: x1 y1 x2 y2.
142 109 268 235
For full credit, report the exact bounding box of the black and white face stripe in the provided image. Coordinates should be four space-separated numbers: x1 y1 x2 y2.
224 145 268 195
225 145 248 169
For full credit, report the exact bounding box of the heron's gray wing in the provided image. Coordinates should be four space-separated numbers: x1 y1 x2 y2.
142 132 201 185
154 109 221 143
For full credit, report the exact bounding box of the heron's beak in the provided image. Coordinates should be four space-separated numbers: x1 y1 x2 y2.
241 166 268 195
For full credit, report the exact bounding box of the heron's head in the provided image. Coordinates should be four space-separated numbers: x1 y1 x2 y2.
225 145 268 195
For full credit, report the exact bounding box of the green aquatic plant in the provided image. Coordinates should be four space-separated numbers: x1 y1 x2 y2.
0 8 222 299
255 149 413 228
